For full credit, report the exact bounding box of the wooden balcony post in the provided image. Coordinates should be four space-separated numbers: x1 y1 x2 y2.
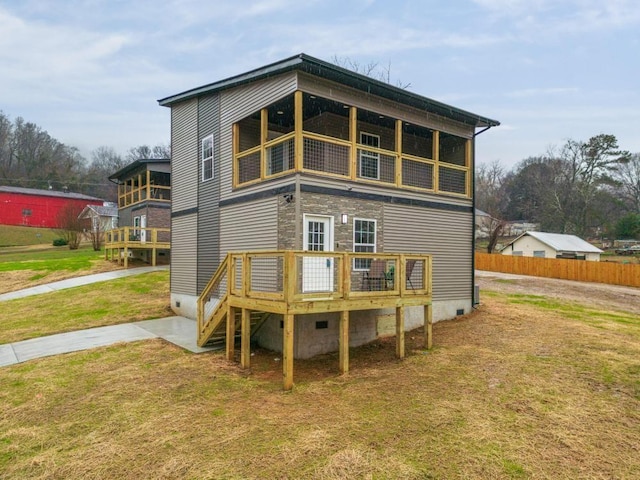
226 304 235 361
396 305 405 359
294 91 303 172
283 312 294 391
349 106 357 179
424 303 433 350
339 310 349 374
240 308 251 369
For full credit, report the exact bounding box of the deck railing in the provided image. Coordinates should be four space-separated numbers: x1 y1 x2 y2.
104 227 171 267
197 251 432 343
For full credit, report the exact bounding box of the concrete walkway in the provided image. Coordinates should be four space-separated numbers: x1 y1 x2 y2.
0 265 169 302
0 265 216 368
0 316 214 367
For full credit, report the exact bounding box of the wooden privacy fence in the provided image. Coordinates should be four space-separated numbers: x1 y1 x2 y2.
475 253 640 288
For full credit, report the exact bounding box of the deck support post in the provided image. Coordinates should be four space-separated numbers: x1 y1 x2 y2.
396 305 405 359
424 303 433 350
283 313 294 391
151 248 157 266
339 310 349 374
240 308 250 369
123 247 128 268
226 305 235 361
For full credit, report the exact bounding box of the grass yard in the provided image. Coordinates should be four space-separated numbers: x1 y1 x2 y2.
0 246 124 293
1 289 639 479
0 271 171 344
0 225 60 247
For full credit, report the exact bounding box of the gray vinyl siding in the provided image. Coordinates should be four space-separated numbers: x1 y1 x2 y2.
170 99 198 295
299 174 472 208
383 204 473 302
171 214 198 295
197 94 221 293
219 72 298 200
171 99 198 211
220 197 279 255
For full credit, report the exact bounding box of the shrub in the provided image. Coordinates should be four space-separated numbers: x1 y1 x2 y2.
52 238 69 247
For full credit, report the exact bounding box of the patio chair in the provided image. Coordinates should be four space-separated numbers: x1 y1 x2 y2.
364 259 388 291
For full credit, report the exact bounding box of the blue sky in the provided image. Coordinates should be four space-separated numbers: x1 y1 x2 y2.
1 0 639 168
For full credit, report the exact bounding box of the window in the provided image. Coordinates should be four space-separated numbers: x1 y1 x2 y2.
202 134 214 181
22 209 32 216
359 132 380 180
533 250 546 258
353 219 376 270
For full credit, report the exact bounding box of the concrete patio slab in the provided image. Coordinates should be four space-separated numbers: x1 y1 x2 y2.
135 316 216 353
0 265 169 302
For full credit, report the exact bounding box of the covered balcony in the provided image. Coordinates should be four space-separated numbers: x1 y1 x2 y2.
233 91 471 197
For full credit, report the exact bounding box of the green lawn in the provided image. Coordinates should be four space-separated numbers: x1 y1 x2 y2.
0 271 171 344
0 225 60 247
0 245 103 272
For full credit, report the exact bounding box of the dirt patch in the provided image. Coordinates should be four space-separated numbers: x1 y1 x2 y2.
476 270 640 315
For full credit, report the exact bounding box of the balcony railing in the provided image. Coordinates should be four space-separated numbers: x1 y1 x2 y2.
235 132 469 196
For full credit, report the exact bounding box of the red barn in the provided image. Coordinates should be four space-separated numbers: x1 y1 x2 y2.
0 186 104 228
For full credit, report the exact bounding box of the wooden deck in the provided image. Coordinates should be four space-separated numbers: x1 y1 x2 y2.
104 227 170 268
198 251 433 390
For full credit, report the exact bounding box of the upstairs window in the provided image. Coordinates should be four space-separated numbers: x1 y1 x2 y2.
202 134 214 181
359 132 380 180
353 218 377 270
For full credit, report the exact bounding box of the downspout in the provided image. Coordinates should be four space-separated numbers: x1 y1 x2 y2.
472 125 493 306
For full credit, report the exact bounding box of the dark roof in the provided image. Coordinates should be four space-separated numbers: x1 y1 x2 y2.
108 158 171 182
158 53 500 129
0 185 103 202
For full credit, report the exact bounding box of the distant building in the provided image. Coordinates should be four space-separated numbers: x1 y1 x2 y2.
501 231 603 261
0 186 103 228
78 203 119 233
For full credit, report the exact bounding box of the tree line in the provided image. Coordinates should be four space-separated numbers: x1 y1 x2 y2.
476 134 640 252
0 111 169 203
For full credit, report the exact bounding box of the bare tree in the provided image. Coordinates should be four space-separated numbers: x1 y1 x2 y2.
126 143 171 162
611 152 640 213
332 55 411 89
55 203 85 250
476 160 508 253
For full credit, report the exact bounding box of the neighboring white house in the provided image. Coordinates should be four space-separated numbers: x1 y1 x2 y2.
501 231 603 261
78 203 118 233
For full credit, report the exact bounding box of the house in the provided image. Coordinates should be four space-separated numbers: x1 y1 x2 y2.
104 159 171 267
0 185 103 228
501 231 603 261
158 53 499 388
78 203 118 233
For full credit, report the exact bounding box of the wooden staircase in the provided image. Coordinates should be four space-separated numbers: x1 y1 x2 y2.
200 307 270 348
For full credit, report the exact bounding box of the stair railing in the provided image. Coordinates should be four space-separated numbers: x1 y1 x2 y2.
197 254 230 341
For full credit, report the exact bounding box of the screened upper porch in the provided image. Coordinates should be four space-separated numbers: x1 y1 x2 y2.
232 91 472 197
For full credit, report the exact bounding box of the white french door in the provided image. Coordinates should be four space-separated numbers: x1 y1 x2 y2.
302 214 334 293
140 214 147 243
